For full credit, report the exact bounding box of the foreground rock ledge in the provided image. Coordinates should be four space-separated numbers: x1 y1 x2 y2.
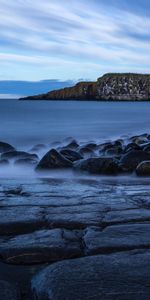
32 251 150 300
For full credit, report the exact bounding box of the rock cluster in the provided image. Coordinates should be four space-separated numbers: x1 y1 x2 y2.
20 73 150 100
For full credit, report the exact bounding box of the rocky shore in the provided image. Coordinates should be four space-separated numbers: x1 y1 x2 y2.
20 73 150 101
1 134 150 298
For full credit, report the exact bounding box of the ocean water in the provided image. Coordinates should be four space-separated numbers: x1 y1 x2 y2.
1 99 150 149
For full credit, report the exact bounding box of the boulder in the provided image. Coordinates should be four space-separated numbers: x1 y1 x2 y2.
0 280 19 300
14 158 38 166
123 143 141 153
32 251 150 300
1 151 38 161
60 149 83 162
75 157 121 175
0 141 15 153
36 149 73 170
136 161 150 176
120 150 150 171
0 229 82 264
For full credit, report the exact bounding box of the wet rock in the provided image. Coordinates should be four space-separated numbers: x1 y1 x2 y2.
104 145 122 156
79 146 94 157
120 150 150 171
1 151 38 161
0 229 82 264
0 207 44 235
129 134 148 145
0 280 19 300
29 144 46 152
136 161 150 176
99 142 113 153
60 149 83 162
83 143 97 150
123 143 141 153
36 149 73 170
103 208 150 225
32 251 150 300
0 141 15 153
84 223 150 255
14 158 38 166
65 140 79 150
75 157 121 175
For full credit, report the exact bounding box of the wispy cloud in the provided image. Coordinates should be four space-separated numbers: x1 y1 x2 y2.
0 0 150 80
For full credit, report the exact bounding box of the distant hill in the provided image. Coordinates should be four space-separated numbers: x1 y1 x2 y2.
0 80 74 98
20 73 150 101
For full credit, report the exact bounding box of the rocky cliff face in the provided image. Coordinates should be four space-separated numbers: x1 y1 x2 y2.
21 73 150 100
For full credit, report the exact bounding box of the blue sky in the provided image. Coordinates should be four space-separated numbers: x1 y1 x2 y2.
0 0 150 81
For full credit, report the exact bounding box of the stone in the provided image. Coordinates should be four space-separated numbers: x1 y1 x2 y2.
0 141 15 153
83 223 150 255
1 151 38 161
136 161 150 176
36 149 73 170
120 150 150 171
103 208 150 225
0 207 45 235
14 158 38 166
75 157 121 175
60 149 83 162
0 280 19 300
32 251 150 300
0 229 82 264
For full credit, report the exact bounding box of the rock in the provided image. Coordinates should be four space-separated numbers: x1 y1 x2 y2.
14 158 38 166
103 208 150 225
21 73 150 101
0 141 15 153
104 146 122 156
0 280 19 300
1 151 38 161
65 140 79 150
60 149 83 162
129 135 148 145
79 146 94 156
0 207 45 235
32 251 150 300
0 229 82 264
83 224 150 255
123 143 141 153
36 149 73 170
29 143 46 152
136 161 150 176
120 150 150 171
75 157 121 175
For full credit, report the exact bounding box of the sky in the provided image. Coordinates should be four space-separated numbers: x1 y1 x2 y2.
0 0 150 81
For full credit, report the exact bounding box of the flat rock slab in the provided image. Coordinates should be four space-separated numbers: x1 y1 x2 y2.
32 251 150 300
0 280 19 300
0 207 45 235
0 229 82 264
103 208 150 225
84 223 150 254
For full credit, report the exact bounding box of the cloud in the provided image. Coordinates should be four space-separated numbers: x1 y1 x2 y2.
0 0 150 80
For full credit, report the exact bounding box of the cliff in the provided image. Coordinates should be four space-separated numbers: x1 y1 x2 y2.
20 73 150 101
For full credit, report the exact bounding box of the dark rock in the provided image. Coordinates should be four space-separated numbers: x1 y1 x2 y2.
79 146 94 156
82 143 97 150
65 140 79 150
0 141 15 153
129 135 148 145
0 229 82 264
29 144 46 152
84 223 150 255
14 158 38 166
103 209 150 225
104 146 122 156
0 280 19 300
60 149 83 162
136 161 150 176
0 207 45 235
1 151 38 161
75 157 121 175
123 143 141 153
36 149 73 170
32 251 150 300
120 150 150 171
